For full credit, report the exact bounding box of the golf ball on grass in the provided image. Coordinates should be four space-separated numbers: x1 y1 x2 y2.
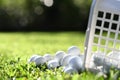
28 55 39 63
34 56 46 66
67 46 81 56
28 55 46 66
55 51 66 65
61 54 72 66
43 54 53 62
47 59 59 69
68 56 83 73
64 66 78 74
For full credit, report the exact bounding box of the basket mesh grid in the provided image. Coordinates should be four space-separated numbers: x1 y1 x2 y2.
93 10 120 53
84 0 120 69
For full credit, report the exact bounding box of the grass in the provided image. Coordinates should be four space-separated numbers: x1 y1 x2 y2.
0 32 85 58
0 32 119 80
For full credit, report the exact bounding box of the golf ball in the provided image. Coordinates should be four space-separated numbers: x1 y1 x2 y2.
61 54 72 66
68 56 83 72
64 66 78 74
43 54 53 62
34 56 46 66
67 46 81 56
47 59 59 69
92 51 105 66
55 51 66 65
28 54 39 63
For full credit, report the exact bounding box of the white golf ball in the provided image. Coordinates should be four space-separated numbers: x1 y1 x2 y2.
55 51 66 65
105 51 120 70
43 54 53 62
28 55 39 63
34 56 46 66
61 54 72 66
64 66 78 74
68 56 83 72
47 59 59 69
92 51 105 66
55 51 66 59
67 46 81 56
44 0 53 7
91 52 111 73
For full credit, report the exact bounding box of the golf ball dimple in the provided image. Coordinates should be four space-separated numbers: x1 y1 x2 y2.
67 46 81 56
47 59 59 69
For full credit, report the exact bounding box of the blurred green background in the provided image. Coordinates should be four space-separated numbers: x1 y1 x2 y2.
0 0 92 31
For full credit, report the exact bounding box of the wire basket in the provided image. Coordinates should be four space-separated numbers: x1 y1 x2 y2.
84 0 120 71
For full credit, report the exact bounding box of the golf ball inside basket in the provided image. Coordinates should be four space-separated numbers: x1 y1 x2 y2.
108 51 120 60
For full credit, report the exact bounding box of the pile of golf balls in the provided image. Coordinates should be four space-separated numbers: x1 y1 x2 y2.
89 51 120 74
28 46 84 74
28 46 120 75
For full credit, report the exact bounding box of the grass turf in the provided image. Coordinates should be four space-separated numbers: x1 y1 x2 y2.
0 32 118 80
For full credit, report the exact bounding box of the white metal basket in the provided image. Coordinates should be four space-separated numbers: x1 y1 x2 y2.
84 0 120 71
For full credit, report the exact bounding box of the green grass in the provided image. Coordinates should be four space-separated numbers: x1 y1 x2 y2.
0 32 119 80
0 32 85 58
